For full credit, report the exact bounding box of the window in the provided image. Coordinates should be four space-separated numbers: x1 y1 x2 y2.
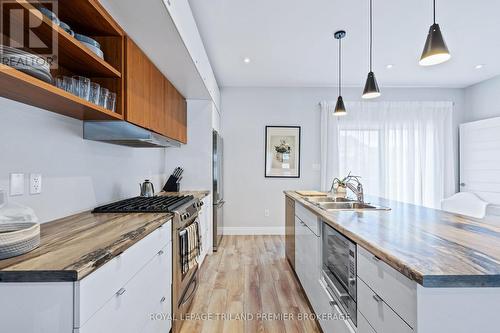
321 101 455 208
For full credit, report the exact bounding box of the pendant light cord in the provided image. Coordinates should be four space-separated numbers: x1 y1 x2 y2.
339 38 342 96
369 0 373 72
433 0 436 24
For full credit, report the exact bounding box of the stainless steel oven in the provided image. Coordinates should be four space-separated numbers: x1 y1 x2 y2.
322 222 357 326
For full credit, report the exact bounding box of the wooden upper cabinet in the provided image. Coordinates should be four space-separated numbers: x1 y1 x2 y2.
150 66 166 135
125 38 150 129
125 37 187 143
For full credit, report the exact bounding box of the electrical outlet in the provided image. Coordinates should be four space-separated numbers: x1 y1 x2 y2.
30 174 42 194
264 209 270 217
9 173 24 196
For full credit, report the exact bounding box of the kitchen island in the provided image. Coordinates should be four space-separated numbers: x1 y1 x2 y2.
285 190 500 333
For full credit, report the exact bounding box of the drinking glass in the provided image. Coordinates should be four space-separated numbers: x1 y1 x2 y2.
62 76 77 95
89 82 100 104
73 76 91 100
106 92 116 112
98 87 109 108
55 75 65 90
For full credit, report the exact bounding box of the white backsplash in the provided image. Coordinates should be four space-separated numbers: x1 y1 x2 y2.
0 97 170 223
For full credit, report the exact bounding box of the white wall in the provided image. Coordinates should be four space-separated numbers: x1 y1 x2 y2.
0 98 170 223
165 100 213 192
221 87 465 234
165 100 215 250
465 75 500 122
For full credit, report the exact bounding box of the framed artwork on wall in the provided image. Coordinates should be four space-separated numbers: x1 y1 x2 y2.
265 126 301 178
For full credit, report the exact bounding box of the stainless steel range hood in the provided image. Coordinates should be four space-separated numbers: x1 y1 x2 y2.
83 121 181 148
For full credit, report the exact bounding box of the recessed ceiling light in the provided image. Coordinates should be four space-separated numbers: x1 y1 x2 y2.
243 57 251 64
475 64 484 69
386 64 393 69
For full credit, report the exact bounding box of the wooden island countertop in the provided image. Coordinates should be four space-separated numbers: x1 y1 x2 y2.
285 190 500 288
0 191 209 282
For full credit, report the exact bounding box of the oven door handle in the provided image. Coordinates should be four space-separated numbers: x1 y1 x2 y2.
326 280 350 300
324 269 351 299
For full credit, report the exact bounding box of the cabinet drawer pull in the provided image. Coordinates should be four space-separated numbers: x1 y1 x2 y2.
372 255 381 262
116 288 126 296
372 294 383 303
160 296 166 303
158 250 164 256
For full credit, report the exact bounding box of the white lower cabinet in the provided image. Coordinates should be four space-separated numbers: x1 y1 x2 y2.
294 216 319 297
198 196 211 264
75 224 172 327
357 246 416 328
358 278 413 333
357 311 377 333
77 242 172 333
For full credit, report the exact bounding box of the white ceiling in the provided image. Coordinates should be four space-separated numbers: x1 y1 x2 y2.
188 0 500 88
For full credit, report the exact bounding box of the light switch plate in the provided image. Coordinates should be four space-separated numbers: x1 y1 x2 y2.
10 173 24 196
30 173 42 194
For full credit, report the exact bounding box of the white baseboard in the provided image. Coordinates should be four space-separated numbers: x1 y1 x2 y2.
222 226 285 235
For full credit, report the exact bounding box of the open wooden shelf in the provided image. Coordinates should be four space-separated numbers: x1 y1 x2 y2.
55 26 122 78
0 64 123 121
57 0 124 37
11 1 121 78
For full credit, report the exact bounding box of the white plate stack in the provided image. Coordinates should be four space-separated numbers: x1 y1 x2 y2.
0 45 53 83
0 190 41 259
0 223 40 260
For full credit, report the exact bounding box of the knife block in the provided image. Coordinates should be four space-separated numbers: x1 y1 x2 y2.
163 175 180 192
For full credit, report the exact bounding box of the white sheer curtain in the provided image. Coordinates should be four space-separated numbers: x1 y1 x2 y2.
320 101 455 208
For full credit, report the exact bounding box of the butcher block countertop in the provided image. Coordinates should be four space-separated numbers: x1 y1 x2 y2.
0 191 209 283
285 191 500 288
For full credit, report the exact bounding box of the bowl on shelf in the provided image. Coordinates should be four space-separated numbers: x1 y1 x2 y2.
35 5 60 26
80 42 104 59
74 34 101 49
59 21 74 37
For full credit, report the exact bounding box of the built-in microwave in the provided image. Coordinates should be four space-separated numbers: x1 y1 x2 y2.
321 221 357 326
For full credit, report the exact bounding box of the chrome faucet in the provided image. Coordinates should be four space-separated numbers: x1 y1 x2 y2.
346 177 364 203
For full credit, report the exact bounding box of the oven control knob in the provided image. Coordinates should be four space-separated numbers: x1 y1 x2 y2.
199 201 204 207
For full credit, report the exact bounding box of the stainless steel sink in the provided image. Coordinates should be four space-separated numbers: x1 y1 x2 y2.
305 196 355 204
319 202 390 211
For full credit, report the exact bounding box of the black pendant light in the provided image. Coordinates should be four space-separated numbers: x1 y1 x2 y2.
334 30 347 116
419 0 450 66
362 0 380 99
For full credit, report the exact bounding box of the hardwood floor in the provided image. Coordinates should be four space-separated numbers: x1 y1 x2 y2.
179 235 321 333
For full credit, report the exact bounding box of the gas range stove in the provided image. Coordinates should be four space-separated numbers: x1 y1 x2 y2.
92 195 196 213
